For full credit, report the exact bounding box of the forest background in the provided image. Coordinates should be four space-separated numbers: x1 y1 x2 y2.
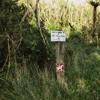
0 0 100 100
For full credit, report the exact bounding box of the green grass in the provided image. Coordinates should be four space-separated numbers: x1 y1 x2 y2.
0 42 100 100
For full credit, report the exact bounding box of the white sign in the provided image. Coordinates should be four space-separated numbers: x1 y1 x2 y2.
51 30 66 42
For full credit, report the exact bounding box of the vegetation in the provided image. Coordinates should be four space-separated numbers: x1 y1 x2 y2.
0 0 100 100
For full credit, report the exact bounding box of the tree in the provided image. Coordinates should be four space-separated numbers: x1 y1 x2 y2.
89 0 100 37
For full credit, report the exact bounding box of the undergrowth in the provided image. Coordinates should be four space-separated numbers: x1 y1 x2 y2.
0 42 100 100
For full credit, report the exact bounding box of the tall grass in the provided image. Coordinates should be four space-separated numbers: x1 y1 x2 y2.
0 42 100 100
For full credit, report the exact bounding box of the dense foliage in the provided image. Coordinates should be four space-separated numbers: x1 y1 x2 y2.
0 0 100 100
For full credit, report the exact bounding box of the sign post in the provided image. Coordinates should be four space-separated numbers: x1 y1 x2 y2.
51 30 66 82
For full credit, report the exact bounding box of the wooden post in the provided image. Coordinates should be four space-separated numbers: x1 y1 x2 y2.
56 42 65 82
51 30 66 82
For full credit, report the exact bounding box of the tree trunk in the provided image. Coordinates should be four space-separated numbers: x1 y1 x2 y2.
92 6 97 37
